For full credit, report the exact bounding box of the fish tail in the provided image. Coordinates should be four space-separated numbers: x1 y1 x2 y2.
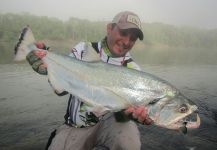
14 25 36 61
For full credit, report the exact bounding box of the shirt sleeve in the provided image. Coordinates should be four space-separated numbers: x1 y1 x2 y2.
69 42 100 62
69 42 93 60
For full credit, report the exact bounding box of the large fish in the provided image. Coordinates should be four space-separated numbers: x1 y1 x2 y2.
14 26 200 132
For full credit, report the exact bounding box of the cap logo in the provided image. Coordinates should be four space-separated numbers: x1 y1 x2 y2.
127 15 141 29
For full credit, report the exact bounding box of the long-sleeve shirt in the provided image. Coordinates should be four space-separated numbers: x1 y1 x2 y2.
65 39 141 127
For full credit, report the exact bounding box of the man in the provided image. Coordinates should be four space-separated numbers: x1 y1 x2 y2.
27 11 152 150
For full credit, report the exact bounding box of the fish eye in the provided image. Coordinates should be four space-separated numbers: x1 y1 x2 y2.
179 104 188 113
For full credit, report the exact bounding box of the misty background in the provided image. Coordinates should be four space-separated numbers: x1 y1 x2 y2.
0 0 217 65
1 0 217 28
1 1 217 150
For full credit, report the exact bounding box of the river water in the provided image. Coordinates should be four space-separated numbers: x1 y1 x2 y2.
0 63 217 150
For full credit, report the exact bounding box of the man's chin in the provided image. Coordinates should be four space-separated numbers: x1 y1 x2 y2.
113 53 125 57
112 50 128 57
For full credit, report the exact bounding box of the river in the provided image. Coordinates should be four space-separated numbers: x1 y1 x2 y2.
0 63 217 150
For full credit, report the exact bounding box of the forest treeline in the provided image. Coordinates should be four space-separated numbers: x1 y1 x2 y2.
0 13 217 64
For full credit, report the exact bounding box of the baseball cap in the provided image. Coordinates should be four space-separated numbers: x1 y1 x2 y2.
112 11 143 40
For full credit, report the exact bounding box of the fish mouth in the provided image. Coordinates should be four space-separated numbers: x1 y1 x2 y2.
184 114 200 129
163 114 200 130
166 113 200 130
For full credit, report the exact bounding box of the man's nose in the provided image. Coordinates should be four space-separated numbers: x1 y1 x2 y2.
122 35 131 47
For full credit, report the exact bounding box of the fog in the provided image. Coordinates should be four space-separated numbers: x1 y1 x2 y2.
0 0 217 29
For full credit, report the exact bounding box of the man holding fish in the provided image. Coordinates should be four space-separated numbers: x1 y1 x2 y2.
15 10 200 150
26 11 151 150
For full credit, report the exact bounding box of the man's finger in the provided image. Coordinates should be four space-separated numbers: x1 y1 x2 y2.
135 106 144 116
143 117 153 125
137 116 145 123
35 42 46 49
34 50 47 58
125 106 135 115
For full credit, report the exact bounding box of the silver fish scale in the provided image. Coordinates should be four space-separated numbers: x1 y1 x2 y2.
45 52 177 108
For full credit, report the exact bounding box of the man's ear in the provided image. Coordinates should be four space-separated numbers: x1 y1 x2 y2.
107 23 113 33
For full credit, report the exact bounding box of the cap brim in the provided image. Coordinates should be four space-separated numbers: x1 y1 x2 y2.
137 30 143 40
117 23 144 40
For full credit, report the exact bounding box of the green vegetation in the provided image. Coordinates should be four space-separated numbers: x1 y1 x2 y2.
0 13 217 64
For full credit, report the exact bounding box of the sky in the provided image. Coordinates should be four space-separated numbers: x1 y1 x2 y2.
0 0 217 29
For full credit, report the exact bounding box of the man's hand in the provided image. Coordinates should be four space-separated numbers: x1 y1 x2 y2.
26 41 48 75
35 41 49 50
34 41 48 59
34 49 47 59
125 106 153 125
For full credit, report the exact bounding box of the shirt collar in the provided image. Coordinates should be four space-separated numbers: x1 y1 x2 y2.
101 37 112 57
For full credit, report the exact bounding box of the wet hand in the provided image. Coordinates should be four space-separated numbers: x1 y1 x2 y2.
35 41 49 50
125 106 153 125
34 49 47 59
33 41 49 59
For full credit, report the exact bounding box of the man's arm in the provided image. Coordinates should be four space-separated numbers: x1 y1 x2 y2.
26 41 48 75
26 41 68 96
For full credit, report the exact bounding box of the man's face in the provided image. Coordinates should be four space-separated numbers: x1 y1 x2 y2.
106 24 139 57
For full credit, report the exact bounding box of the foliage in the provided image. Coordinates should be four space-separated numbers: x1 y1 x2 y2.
0 13 217 64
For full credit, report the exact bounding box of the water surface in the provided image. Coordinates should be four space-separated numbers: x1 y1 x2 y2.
0 63 217 150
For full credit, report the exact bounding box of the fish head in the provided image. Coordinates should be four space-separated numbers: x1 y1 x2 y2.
147 93 200 130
